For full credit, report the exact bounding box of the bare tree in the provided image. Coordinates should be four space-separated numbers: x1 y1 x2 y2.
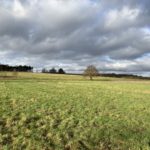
42 68 47 73
84 65 99 80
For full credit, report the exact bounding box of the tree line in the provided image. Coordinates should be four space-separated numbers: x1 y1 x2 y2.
42 68 65 74
1 63 148 80
83 65 150 80
0 64 33 72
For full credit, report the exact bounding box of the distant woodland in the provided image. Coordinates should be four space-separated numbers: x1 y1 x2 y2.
0 64 33 72
0 63 149 80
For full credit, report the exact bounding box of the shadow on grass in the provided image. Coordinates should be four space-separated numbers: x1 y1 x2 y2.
94 79 113 81
0 76 17 79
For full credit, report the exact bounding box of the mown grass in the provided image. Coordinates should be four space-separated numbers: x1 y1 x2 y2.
0 72 150 149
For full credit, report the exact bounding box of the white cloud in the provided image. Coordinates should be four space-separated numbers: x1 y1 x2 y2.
105 6 140 30
13 0 27 17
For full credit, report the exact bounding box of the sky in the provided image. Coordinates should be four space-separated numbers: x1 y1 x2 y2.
0 0 150 76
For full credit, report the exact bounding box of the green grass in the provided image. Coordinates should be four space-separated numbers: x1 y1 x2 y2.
0 72 150 149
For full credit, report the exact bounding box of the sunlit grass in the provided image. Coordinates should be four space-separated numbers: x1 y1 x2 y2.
0 73 150 149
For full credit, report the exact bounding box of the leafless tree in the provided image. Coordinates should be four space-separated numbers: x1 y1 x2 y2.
84 65 99 80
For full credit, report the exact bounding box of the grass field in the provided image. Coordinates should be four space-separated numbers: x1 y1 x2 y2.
0 72 150 150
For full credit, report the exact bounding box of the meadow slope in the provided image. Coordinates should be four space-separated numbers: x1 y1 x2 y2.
0 73 150 149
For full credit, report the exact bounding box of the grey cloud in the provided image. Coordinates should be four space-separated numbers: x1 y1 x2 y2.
0 0 150 75
0 8 32 39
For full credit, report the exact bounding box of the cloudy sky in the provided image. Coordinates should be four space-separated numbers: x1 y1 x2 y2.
0 0 150 75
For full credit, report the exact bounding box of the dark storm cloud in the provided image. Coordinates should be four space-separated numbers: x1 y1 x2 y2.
0 0 150 75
